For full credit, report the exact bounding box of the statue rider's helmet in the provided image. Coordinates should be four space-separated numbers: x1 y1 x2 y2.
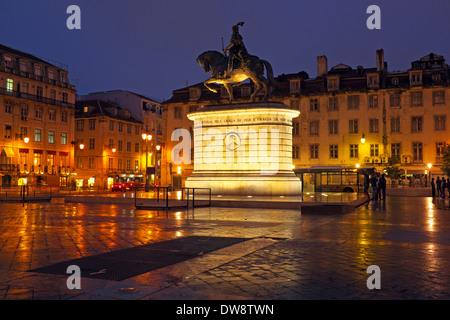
232 22 244 33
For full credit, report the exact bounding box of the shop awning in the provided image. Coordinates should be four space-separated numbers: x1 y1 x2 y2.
1 147 15 157
405 169 427 175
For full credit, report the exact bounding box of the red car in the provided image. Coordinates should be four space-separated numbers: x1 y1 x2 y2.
111 182 124 192
123 182 136 190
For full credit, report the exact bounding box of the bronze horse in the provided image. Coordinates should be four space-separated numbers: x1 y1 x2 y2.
196 50 277 103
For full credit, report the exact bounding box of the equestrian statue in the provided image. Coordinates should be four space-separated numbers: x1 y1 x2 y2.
196 22 278 103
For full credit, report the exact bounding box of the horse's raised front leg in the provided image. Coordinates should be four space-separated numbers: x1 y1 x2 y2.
204 79 218 93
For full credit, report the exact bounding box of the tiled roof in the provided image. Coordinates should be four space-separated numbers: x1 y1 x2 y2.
75 99 142 123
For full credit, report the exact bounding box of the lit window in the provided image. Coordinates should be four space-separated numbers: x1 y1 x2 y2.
34 129 42 142
6 79 13 92
48 131 55 144
61 132 67 145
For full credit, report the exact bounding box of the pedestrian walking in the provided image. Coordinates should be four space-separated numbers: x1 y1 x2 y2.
369 174 378 201
436 177 441 198
445 178 450 198
380 174 387 200
442 178 447 199
364 173 370 200
431 178 436 198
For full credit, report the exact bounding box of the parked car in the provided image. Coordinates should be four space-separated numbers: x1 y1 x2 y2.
123 182 137 190
111 183 124 192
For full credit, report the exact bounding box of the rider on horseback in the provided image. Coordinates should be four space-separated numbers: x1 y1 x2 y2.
223 22 249 78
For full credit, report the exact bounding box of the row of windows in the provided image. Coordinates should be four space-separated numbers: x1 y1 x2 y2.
3 101 69 122
292 142 442 162
76 138 142 153
18 154 68 167
4 78 70 101
2 125 67 144
76 119 141 134
76 157 140 170
293 115 449 136
292 90 446 112
2 56 68 82
291 73 444 93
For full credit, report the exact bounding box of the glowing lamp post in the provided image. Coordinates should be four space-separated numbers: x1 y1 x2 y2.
427 163 432 187
142 133 152 191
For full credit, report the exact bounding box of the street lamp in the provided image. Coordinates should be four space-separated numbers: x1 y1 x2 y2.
24 137 30 144
360 134 366 144
142 133 152 191
155 144 162 186
427 163 432 187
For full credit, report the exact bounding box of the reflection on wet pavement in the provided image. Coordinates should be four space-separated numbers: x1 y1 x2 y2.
1 196 450 299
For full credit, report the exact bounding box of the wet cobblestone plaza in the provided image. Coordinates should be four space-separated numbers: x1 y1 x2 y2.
0 196 450 300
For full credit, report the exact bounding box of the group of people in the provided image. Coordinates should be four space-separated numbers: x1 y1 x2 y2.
365 172 387 201
431 176 450 199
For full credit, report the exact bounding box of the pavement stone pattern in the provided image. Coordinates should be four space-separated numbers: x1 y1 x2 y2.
1 196 450 299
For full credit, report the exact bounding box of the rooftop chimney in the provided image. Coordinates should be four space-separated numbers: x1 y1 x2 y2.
376 49 384 72
317 56 328 77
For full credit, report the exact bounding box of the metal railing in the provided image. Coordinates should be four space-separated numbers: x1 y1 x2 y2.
0 87 75 109
0 185 53 203
134 186 211 209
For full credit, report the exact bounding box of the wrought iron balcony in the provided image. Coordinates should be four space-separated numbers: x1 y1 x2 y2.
0 86 75 109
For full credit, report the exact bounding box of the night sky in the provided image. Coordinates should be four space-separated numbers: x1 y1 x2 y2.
0 0 449 101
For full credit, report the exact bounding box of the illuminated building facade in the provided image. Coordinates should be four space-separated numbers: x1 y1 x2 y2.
74 100 145 189
77 90 164 185
162 49 450 187
0 44 76 187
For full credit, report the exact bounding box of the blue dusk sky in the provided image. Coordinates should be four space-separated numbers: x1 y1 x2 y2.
0 0 449 101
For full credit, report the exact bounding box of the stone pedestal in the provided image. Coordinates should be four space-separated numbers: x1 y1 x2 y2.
185 101 301 196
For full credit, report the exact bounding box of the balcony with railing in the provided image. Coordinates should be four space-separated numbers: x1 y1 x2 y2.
0 164 71 175
0 63 75 90
0 86 75 109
